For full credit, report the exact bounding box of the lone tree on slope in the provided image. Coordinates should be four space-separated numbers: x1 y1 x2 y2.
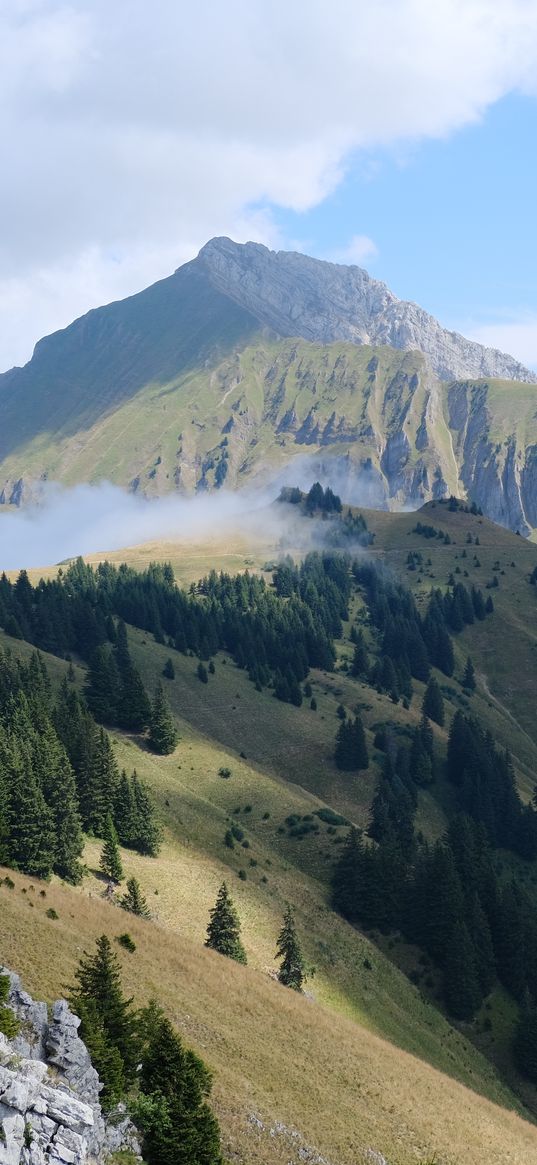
276 906 305 991
205 882 247 964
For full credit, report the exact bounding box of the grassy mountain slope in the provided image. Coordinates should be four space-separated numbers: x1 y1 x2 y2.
3 502 537 1161
1 624 536 1165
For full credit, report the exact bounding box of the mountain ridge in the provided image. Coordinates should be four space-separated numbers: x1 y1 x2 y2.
0 237 536 533
195 237 535 383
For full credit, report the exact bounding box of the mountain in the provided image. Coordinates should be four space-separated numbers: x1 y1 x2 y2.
197 237 534 382
0 237 536 532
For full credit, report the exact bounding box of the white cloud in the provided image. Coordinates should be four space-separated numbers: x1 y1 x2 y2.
466 316 537 373
0 481 281 570
329 235 379 266
2 0 537 369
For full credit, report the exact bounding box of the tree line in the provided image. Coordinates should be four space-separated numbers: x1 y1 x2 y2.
0 552 353 710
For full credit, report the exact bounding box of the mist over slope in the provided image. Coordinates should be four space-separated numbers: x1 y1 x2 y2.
0 238 536 534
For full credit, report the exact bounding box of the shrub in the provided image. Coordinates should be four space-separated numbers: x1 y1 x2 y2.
46 908 59 920
116 934 136 953
314 807 349 826
0 975 19 1038
238 869 247 881
218 767 232 779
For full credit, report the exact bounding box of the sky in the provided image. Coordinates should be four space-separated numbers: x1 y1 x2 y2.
1 0 537 374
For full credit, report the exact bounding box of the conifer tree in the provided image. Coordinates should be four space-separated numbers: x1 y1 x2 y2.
121 876 150 918
334 715 368 772
138 1005 222 1165
443 920 482 1020
409 727 433 787
100 813 124 883
149 683 178 755
73 995 125 1107
33 725 84 883
130 771 161 855
276 906 305 991
462 656 476 691
69 935 139 1086
163 657 175 680
205 882 247 964
3 733 56 879
85 646 120 724
422 675 444 726
114 771 138 848
115 621 151 732
83 729 120 836
350 632 368 678
469 893 495 997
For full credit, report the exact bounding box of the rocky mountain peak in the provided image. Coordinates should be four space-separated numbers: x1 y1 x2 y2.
196 237 535 384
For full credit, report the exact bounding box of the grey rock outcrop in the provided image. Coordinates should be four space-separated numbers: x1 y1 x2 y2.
197 238 534 383
0 969 141 1165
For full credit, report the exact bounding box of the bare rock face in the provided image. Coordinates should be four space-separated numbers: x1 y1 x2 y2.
197 238 534 383
0 969 141 1165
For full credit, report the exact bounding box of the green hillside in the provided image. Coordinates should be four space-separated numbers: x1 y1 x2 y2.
2 499 537 1165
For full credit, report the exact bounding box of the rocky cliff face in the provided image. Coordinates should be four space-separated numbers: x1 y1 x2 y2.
197 238 535 384
0 969 140 1165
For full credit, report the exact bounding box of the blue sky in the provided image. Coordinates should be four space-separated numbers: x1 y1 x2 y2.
274 93 537 362
2 1 537 372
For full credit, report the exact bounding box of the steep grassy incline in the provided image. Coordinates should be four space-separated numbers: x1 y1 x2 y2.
1 569 537 1164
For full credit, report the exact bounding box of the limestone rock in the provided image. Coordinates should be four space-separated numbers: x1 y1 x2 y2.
198 238 534 383
0 967 141 1165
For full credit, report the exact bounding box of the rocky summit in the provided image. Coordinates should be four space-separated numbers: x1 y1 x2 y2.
196 238 534 383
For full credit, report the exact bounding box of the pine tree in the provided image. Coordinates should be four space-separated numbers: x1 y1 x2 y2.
138 1006 222 1165
462 656 476 691
163 657 175 680
205 882 247 964
443 921 482 1020
3 732 56 879
85 646 120 724
69 935 139 1086
114 771 138 848
115 621 151 732
469 893 495 997
149 683 178 755
121 876 150 918
130 772 161 855
75 726 120 836
350 632 368 678
409 728 432 787
276 906 305 991
33 725 84 883
334 715 368 772
100 813 124 883
73 995 125 1107
422 675 444 726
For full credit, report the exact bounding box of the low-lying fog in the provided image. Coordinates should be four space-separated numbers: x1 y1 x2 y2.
0 483 291 571
0 458 395 572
